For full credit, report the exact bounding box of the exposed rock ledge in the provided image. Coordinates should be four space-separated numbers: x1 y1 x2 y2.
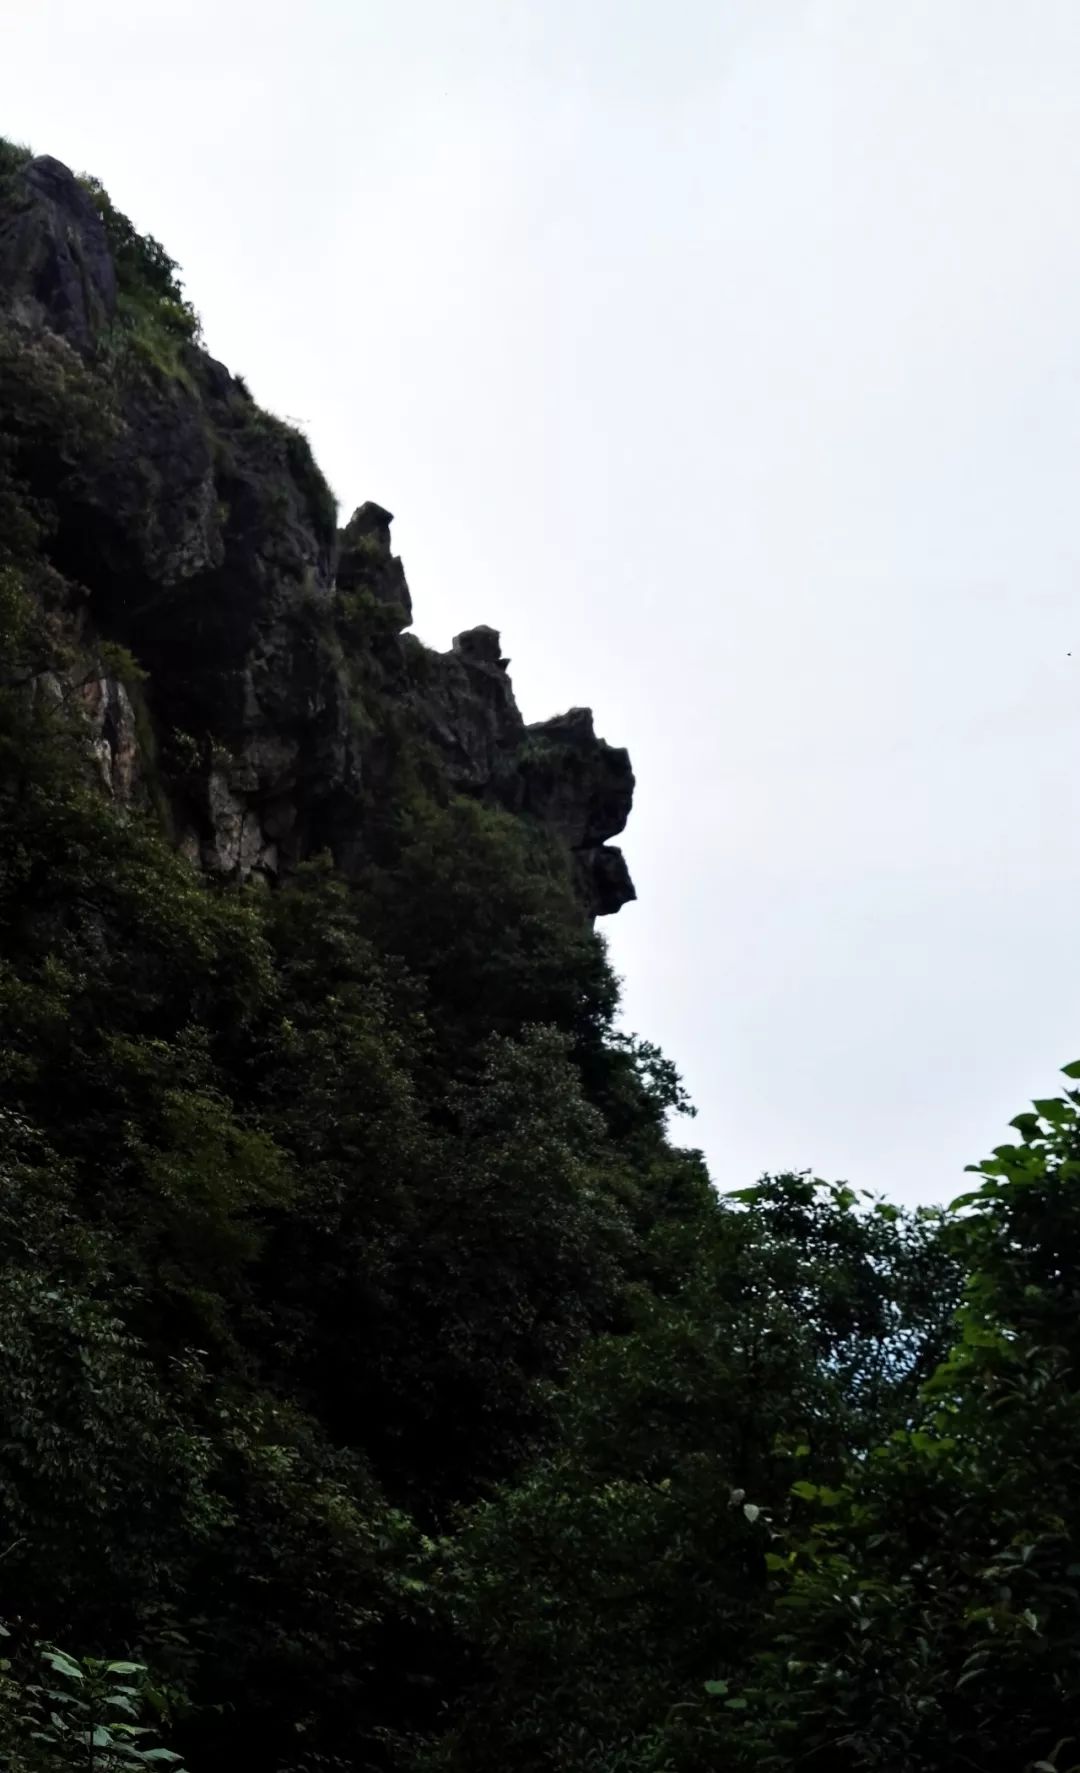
0 151 636 917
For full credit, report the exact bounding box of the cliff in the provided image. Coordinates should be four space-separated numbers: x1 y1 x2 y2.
0 136 727 1773
0 148 635 916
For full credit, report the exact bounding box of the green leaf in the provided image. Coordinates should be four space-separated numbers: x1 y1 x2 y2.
948 1191 986 1211
1008 1112 1042 1139
704 1680 729 1697
724 1697 749 1712
138 1751 185 1764
790 1480 819 1501
43 1653 83 1682
106 1662 145 1677
1062 1059 1080 1079
1033 1098 1071 1123
742 1503 761 1524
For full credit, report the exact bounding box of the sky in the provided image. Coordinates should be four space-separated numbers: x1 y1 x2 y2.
6 0 1080 1204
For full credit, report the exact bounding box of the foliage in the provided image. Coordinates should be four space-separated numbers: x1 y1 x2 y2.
0 538 676 1764
78 175 201 353
0 1638 187 1771
7 139 1080 1773
241 407 338 544
0 136 32 185
356 797 618 1055
410 1177 963 1771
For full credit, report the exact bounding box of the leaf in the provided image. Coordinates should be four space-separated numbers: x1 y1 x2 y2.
704 1680 729 1697
724 1697 749 1712
1009 1112 1042 1139
954 1667 988 1690
106 1661 145 1677
138 1751 185 1764
791 1481 819 1502
43 1653 83 1682
743 1503 761 1524
1062 1060 1080 1079
1033 1099 1071 1123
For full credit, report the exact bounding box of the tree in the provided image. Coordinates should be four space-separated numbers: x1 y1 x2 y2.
409 1177 960 1772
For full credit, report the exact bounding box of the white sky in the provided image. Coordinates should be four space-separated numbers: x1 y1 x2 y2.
6 0 1080 1204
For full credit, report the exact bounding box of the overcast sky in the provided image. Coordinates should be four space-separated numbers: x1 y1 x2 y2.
7 0 1080 1203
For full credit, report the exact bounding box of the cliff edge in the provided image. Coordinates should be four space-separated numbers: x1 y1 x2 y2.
0 148 634 916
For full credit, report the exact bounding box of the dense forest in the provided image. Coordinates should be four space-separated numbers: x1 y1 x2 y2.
2 137 1080 1773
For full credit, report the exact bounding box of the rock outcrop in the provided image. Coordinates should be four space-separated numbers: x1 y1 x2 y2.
0 154 117 347
0 151 635 917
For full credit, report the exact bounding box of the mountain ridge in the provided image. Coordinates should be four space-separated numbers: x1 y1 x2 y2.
0 146 635 916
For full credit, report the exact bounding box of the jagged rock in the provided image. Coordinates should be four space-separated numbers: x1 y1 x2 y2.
519 707 634 849
80 673 139 802
0 153 636 918
452 625 503 666
0 156 117 350
343 500 393 550
510 708 636 916
575 845 636 918
413 627 524 794
337 502 412 630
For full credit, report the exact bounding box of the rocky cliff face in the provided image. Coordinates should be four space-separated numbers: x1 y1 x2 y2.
0 151 635 916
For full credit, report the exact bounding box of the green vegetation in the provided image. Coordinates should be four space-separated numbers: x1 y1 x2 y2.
0 136 31 185
260 411 338 542
95 640 148 686
79 173 201 361
230 405 338 545
4 139 1080 1773
0 1639 188 1771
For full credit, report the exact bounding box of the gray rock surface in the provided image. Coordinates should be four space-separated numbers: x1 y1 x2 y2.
0 154 636 918
0 156 117 349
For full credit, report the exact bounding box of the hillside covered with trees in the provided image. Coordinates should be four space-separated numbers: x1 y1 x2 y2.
1 139 1079 1773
